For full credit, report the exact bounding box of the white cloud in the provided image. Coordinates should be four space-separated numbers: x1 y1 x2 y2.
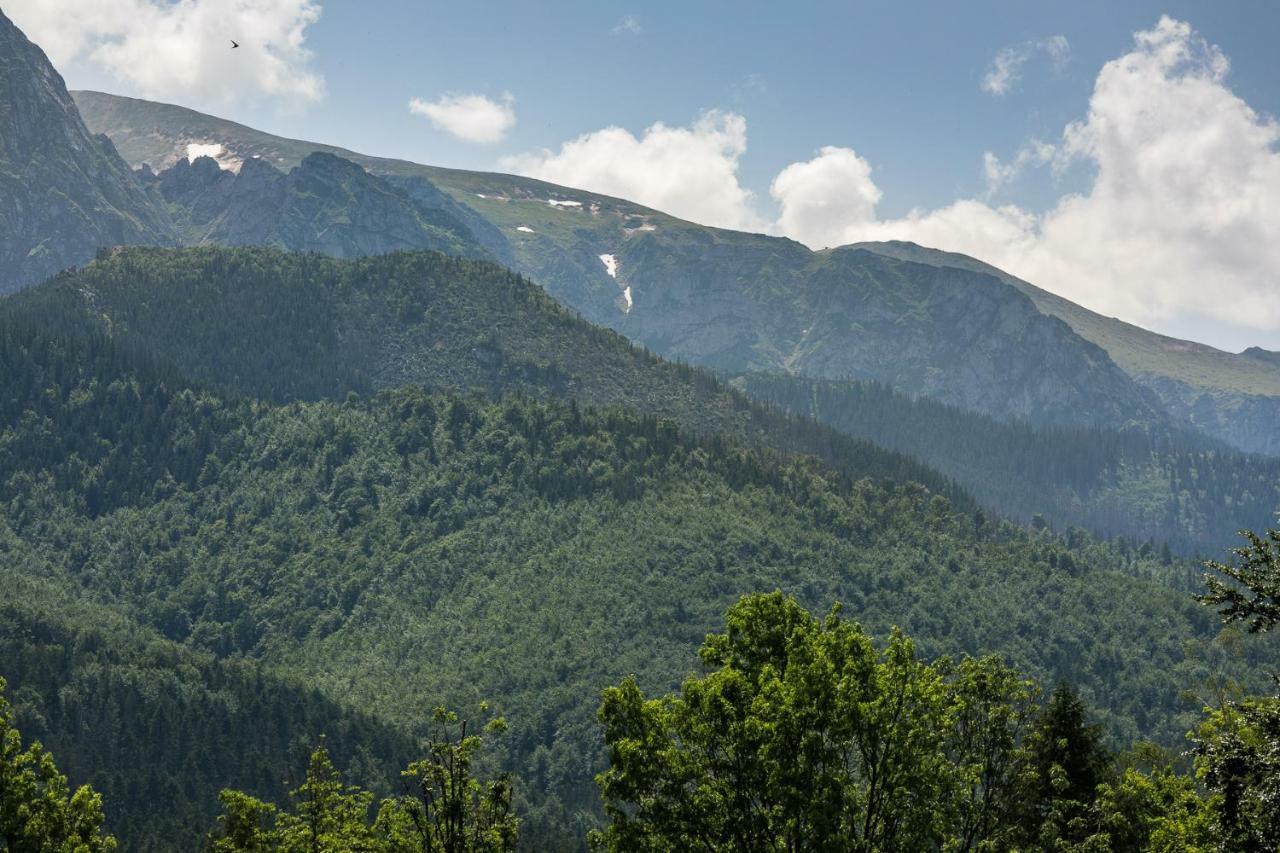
502 111 765 231
612 15 642 35
771 147 881 250
409 93 516 144
982 34 1070 95
773 17 1280 342
4 0 324 107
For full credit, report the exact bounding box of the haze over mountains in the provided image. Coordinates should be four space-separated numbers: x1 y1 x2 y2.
1 8 1279 850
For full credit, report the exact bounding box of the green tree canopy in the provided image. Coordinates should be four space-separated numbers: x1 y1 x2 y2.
210 706 517 853
0 676 116 852
591 593 1055 852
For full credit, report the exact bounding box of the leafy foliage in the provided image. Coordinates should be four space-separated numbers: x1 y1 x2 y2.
211 708 517 853
0 255 1273 849
0 676 116 852
590 594 1220 852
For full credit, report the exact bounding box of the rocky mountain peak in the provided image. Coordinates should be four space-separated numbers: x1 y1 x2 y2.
0 9 175 292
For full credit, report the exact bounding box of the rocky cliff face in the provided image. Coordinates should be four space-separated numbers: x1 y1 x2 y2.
1139 376 1280 457
151 152 487 260
0 10 174 292
597 229 1167 429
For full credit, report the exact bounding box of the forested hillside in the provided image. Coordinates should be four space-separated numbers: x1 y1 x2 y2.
10 246 1274 557
0 573 414 851
5 246 961 499
0 304 1265 849
735 372 1280 555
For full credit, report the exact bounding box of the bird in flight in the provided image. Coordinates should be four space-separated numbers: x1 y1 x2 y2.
230 39 240 48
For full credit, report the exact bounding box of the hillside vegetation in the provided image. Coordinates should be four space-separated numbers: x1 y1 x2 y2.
735 371 1280 556
0 303 1265 849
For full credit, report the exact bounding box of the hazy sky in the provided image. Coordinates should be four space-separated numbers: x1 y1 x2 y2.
9 0 1280 352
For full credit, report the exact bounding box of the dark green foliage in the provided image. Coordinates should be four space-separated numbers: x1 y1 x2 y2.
1201 527 1280 633
0 575 414 851
0 676 116 851
735 371 1280 557
0 261 1271 849
1017 684 1113 847
210 711 517 852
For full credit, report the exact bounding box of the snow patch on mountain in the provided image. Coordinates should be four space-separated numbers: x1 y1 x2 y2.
186 142 241 172
599 253 618 278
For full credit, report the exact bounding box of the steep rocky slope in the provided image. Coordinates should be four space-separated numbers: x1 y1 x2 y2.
856 241 1280 455
0 13 174 293
148 151 487 260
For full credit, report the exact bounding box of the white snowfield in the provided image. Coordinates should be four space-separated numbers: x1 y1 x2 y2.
516 226 535 233
599 253 618 278
185 142 242 172
547 199 582 208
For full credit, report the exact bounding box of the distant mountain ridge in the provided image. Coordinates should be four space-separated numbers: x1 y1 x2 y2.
147 150 488 260
73 89 1204 440
1 4 1274 455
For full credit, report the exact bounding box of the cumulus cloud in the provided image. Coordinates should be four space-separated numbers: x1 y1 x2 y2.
4 0 324 107
774 17 1280 342
502 111 765 231
982 34 1070 95
409 93 516 144
771 147 882 250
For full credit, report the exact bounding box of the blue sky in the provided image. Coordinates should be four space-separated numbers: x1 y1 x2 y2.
13 0 1280 350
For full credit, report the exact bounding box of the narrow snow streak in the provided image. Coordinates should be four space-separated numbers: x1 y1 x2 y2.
599 253 618 278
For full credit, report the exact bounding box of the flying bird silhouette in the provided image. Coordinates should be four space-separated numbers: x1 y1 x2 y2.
230 40 239 48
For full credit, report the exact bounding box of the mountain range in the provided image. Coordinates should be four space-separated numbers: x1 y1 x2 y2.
1 9 1279 849
67 88 1280 456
